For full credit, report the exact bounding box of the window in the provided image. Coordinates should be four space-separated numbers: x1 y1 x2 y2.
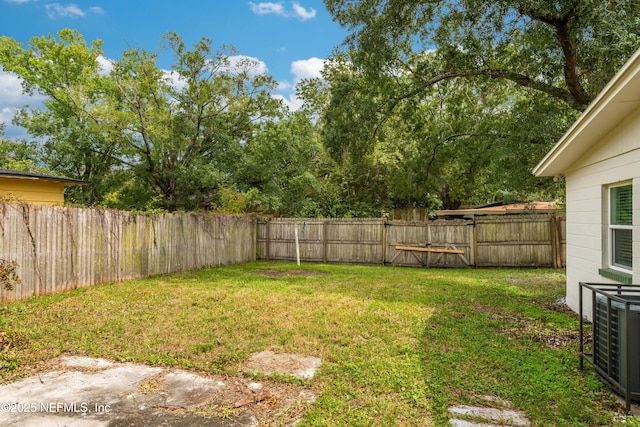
610 184 633 270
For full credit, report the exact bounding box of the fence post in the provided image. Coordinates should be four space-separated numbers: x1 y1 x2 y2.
472 215 478 267
265 221 271 261
467 221 475 267
323 221 328 263
550 215 563 269
254 218 258 261
381 220 387 264
550 216 556 268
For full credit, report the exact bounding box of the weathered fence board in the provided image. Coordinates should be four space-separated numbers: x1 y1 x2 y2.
384 222 430 266
427 221 474 267
0 204 256 302
475 215 564 267
257 218 387 264
326 219 384 264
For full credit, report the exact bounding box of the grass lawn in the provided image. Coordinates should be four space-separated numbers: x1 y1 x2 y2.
0 261 632 425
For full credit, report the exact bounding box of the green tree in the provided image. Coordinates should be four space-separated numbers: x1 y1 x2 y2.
0 125 44 173
103 32 283 210
0 29 117 205
325 0 640 111
297 56 407 216
239 111 345 217
0 30 284 211
315 0 639 209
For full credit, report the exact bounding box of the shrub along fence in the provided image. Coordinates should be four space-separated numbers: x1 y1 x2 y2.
0 203 256 302
257 214 566 269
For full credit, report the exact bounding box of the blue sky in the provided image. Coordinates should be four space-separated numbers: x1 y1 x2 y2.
0 0 347 137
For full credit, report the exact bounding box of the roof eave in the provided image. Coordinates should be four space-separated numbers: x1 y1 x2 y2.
0 169 90 186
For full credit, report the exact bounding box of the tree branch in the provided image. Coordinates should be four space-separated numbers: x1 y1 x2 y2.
383 67 584 116
518 4 591 106
482 69 584 110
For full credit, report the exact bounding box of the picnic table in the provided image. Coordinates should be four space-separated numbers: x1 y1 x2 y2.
390 244 468 267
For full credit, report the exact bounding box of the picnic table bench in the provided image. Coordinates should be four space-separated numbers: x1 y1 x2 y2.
390 245 468 267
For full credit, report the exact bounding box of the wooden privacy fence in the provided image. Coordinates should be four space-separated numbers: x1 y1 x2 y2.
0 203 256 302
257 214 566 268
0 204 565 302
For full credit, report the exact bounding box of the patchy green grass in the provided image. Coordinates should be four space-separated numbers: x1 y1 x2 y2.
0 262 630 425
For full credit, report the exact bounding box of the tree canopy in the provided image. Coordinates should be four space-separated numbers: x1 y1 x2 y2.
306 0 640 209
2 5 640 215
0 30 283 211
325 0 640 110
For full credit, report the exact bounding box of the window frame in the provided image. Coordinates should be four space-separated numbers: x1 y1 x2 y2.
609 182 633 272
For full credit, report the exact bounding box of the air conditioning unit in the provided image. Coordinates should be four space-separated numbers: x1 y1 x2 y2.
593 294 640 393
579 282 640 413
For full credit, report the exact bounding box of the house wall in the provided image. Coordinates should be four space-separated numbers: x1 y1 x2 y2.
564 105 640 317
0 177 67 205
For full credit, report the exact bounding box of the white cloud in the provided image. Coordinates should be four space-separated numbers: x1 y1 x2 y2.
272 58 326 112
0 105 30 141
291 57 325 82
0 71 26 103
45 3 85 18
0 107 16 126
291 2 315 20
96 55 114 75
6 0 106 17
87 6 105 14
162 70 187 92
224 55 268 76
44 3 104 19
0 69 46 104
249 1 316 20
249 2 286 16
273 92 303 112
0 69 47 138
277 80 293 92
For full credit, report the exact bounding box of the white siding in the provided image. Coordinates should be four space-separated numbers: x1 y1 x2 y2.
563 106 640 316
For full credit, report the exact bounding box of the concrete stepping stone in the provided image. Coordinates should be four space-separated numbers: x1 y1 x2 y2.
448 396 531 427
450 420 504 427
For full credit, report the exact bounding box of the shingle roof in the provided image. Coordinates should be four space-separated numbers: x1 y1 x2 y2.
436 201 562 217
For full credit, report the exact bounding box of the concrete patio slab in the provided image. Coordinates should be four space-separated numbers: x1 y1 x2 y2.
0 354 319 426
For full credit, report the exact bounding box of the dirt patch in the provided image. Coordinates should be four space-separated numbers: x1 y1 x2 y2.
255 269 329 279
491 310 583 348
469 298 585 349
243 351 322 379
540 298 577 315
